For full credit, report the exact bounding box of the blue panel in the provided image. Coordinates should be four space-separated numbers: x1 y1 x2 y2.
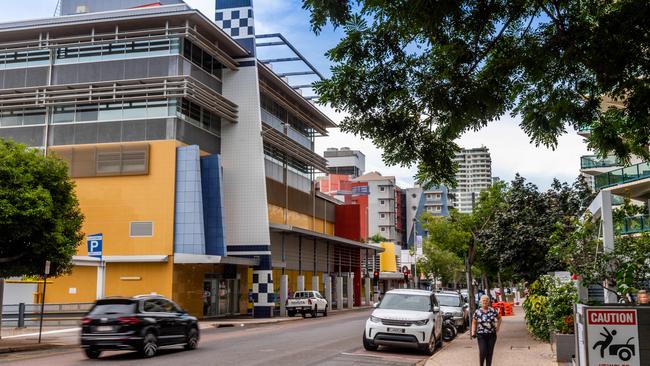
236 37 256 56
200 154 227 256
174 146 206 254
215 0 252 9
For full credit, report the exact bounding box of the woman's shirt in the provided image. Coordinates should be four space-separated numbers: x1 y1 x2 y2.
474 307 499 334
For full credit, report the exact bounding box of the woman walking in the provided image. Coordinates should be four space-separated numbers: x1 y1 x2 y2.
471 295 502 366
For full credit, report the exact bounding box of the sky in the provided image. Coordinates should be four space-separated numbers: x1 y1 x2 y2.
2 0 590 190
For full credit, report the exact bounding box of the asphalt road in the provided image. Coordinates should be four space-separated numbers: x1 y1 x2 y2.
0 310 433 366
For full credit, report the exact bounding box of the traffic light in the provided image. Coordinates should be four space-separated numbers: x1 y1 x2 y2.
373 271 379 280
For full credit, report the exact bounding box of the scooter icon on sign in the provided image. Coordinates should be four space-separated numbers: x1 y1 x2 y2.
593 327 636 361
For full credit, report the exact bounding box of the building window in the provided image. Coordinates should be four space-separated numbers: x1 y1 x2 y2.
130 221 153 237
380 200 385 205
380 227 385 232
380 213 385 218
55 38 181 65
380 186 385 191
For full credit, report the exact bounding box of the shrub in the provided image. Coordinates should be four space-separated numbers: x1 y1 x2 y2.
523 275 577 342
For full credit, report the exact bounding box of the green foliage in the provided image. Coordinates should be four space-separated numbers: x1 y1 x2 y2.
368 233 388 243
303 0 650 187
417 223 464 285
0 139 84 277
523 275 578 341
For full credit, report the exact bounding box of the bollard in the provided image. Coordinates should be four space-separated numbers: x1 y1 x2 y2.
17 303 26 328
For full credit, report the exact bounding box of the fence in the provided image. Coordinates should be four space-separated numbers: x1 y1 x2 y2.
1 302 93 327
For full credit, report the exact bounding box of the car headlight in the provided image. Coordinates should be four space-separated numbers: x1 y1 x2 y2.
369 315 381 323
453 311 463 317
413 319 429 326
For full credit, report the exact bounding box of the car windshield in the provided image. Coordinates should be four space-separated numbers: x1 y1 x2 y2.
378 293 431 312
293 292 310 299
437 295 462 307
88 301 137 316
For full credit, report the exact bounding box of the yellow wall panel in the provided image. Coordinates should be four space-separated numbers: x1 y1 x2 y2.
71 140 177 256
44 266 97 303
268 204 285 225
104 262 173 298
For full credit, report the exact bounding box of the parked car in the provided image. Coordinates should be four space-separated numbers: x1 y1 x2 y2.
80 295 199 359
286 290 328 318
363 289 443 355
435 291 469 331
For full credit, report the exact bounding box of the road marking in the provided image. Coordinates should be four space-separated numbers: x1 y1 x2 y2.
3 328 79 339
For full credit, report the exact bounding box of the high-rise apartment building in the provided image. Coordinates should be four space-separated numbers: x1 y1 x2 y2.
323 147 365 178
449 147 492 213
405 185 452 247
353 172 404 247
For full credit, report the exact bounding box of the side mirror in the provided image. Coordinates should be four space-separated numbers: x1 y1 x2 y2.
433 306 440 313
372 302 379 308
463 303 469 309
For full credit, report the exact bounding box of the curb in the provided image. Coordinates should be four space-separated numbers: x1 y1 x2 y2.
0 343 65 355
210 306 373 328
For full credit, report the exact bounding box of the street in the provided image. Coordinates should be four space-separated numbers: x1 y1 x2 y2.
0 310 432 366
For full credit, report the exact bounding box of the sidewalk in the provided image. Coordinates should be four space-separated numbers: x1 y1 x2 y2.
426 307 565 366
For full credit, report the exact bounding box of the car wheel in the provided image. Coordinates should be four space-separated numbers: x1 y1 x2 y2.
84 347 101 359
184 327 199 351
362 332 378 351
323 307 328 317
312 306 318 318
421 332 436 356
140 331 158 358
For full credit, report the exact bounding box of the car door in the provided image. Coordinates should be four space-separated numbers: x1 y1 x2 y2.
143 299 175 345
159 299 187 343
315 291 327 308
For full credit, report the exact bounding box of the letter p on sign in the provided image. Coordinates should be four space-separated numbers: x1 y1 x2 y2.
87 234 103 258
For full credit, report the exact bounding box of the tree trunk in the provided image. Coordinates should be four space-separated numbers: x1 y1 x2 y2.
465 256 476 319
498 272 505 302
482 272 489 300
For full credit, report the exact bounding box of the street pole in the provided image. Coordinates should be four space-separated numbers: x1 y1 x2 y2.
0 278 4 340
38 260 50 344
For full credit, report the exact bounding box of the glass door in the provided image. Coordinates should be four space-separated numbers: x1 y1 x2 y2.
203 279 218 317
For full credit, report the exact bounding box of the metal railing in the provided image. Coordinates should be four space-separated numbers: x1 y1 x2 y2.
615 215 650 235
580 155 621 169
594 161 650 190
1 302 93 327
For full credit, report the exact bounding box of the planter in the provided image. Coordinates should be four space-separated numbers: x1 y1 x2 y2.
551 332 575 362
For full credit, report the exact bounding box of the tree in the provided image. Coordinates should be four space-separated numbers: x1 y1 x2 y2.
480 175 593 282
421 182 506 314
418 225 463 289
368 233 388 243
303 0 650 187
0 139 84 277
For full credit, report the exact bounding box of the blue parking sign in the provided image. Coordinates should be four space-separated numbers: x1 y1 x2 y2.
87 234 103 258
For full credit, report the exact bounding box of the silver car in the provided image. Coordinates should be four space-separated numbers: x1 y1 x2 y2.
435 292 468 331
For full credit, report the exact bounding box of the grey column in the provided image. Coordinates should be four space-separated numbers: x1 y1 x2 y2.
297 275 305 291
364 277 371 306
600 191 617 304
336 277 344 310
347 273 354 309
324 275 332 312
312 275 320 292
280 275 288 317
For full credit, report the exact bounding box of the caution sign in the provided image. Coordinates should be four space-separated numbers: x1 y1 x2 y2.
586 309 639 366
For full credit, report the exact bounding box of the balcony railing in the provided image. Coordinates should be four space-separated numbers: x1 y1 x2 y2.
580 155 621 169
261 108 313 150
594 161 650 190
615 215 650 235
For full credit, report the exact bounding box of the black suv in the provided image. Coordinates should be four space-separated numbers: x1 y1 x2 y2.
80 295 199 359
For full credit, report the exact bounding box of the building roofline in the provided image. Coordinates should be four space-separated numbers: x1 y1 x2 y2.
0 4 249 58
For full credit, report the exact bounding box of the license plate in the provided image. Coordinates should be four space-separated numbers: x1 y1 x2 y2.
387 327 405 333
96 325 113 332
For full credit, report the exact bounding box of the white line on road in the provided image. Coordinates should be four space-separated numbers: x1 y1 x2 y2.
3 328 80 339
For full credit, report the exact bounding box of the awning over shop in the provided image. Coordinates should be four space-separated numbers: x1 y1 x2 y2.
173 253 259 266
269 224 384 253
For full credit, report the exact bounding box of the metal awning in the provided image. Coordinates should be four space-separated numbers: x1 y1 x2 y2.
262 125 328 172
269 224 384 252
173 253 259 266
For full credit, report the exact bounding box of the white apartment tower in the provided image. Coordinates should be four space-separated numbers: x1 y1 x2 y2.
450 147 493 213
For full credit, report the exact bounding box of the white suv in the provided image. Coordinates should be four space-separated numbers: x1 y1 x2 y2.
363 289 443 355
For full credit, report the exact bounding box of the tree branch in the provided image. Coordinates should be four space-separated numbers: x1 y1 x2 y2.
466 15 515 76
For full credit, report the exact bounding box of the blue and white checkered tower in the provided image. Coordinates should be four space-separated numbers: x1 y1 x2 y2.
215 0 274 318
215 0 256 56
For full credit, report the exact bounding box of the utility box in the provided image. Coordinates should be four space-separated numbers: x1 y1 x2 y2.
575 304 650 366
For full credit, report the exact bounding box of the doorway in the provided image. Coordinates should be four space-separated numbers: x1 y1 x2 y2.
203 274 239 317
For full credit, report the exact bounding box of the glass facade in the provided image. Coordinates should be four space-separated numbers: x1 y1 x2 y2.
0 108 47 127
182 39 223 80
51 100 175 124
55 38 181 64
0 48 49 70
260 94 313 141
